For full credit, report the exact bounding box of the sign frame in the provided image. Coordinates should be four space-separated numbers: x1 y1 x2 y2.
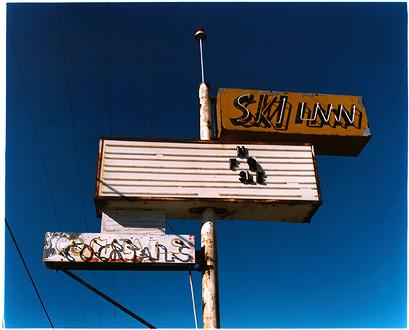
43 232 196 271
95 137 322 223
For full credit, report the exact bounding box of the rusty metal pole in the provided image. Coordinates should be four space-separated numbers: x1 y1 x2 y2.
196 27 220 329
200 206 220 329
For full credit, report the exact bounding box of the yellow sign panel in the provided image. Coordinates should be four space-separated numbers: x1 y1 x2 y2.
216 88 371 155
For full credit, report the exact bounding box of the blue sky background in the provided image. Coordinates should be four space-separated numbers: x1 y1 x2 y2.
5 2 407 328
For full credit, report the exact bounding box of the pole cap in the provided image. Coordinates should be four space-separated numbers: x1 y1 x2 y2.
195 27 207 41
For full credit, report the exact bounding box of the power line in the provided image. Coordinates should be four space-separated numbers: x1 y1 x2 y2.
105 6 117 327
166 221 177 235
56 6 96 327
5 218 54 328
9 29 63 231
149 10 164 133
56 4 90 232
113 272 116 327
62 270 156 329
189 270 199 328
10 26 89 327
107 3 113 136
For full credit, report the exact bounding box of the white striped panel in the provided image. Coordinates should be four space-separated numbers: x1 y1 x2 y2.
105 140 311 151
102 172 317 183
99 140 319 201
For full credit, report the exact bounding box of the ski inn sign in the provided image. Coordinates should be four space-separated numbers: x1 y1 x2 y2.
216 88 371 156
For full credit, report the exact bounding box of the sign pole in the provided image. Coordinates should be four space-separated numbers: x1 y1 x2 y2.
196 27 220 328
200 207 219 329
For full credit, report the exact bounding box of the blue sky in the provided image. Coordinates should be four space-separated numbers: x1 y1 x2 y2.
5 2 407 328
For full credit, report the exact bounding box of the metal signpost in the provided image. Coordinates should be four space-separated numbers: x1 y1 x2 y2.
43 27 370 329
196 28 220 325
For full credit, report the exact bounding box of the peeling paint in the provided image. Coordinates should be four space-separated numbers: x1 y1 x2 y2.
43 232 195 269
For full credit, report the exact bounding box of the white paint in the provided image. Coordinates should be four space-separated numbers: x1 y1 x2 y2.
200 208 219 328
101 210 165 235
99 140 319 202
103 172 317 183
199 83 212 140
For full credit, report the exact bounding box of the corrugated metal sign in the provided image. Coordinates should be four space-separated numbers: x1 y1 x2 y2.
216 88 371 156
43 232 195 270
95 138 321 223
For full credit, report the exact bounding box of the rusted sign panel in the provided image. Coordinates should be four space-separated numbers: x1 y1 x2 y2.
43 232 195 270
216 88 371 156
95 138 321 223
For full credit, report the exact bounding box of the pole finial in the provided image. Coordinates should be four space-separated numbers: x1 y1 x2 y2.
195 27 207 41
195 27 207 83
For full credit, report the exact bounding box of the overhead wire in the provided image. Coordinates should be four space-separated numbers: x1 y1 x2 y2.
5 218 54 328
106 5 117 326
189 270 199 329
9 26 88 328
113 272 117 327
56 4 90 232
167 221 200 327
62 270 156 329
122 10 200 326
56 5 95 327
149 9 164 133
9 29 63 231
107 3 112 136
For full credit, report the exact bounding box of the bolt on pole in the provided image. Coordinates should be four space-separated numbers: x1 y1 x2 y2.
195 27 220 328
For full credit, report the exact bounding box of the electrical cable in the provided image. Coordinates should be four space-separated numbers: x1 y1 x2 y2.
56 6 96 326
149 10 163 133
62 270 156 329
189 270 199 329
9 29 88 326
107 3 112 136
9 29 63 231
166 221 176 235
105 7 116 326
56 4 90 232
113 272 116 327
5 218 54 328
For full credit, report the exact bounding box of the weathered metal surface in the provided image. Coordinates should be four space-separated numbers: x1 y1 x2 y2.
216 88 371 156
101 210 165 235
200 82 212 140
94 138 321 222
43 232 195 270
201 208 220 328
199 83 220 328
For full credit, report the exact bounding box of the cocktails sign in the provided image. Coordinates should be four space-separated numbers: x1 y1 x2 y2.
43 232 195 270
